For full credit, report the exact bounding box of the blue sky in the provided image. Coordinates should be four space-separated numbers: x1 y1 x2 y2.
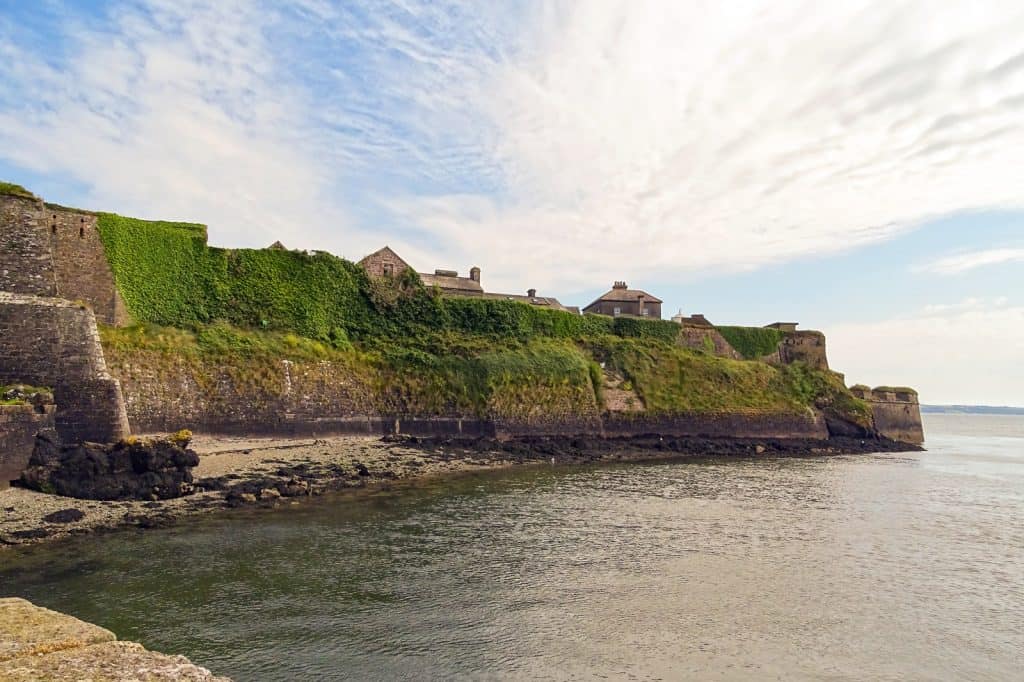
1 0 1022 405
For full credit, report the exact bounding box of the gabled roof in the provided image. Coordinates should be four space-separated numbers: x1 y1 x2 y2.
584 287 663 309
358 246 411 270
479 292 570 311
420 272 483 293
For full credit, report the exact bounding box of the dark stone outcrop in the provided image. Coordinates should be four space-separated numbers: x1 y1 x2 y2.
19 433 199 500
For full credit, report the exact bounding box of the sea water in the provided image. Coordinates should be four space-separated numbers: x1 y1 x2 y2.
2 414 1022 680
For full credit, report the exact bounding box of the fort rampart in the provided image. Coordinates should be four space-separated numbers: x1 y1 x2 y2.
0 293 129 445
850 386 924 444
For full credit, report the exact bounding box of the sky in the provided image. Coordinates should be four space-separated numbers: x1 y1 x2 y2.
0 0 1021 406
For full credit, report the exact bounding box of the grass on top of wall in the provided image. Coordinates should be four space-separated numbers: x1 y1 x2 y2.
0 181 34 198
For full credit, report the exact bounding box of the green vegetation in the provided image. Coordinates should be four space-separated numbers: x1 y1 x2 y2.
0 181 34 198
588 337 818 414
94 212 681 346
873 386 918 395
0 384 52 406
715 325 784 359
92 209 870 425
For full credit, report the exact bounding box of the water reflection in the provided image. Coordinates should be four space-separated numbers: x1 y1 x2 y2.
2 415 1022 680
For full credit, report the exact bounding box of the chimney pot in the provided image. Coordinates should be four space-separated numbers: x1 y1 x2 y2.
527 288 536 298
470 266 481 283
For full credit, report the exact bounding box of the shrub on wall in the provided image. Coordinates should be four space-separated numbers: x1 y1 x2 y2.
715 326 784 359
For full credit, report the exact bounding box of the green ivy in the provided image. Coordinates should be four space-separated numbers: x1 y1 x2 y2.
715 325 784 359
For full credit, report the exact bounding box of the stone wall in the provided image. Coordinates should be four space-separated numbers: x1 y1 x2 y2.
103 348 605 438
0 292 130 443
0 405 55 486
0 194 57 297
677 324 742 359
603 409 829 440
762 330 829 370
851 386 924 444
44 204 129 326
103 346 834 441
1 195 128 326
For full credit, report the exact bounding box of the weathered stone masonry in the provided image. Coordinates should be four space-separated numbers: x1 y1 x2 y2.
0 404 54 486
0 194 57 297
0 193 128 326
850 386 924 444
0 293 130 444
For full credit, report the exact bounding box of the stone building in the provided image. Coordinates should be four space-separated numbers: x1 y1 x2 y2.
359 246 572 311
672 311 712 326
583 282 663 319
419 268 483 295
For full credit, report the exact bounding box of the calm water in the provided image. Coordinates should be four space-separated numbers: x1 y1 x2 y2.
2 414 1023 680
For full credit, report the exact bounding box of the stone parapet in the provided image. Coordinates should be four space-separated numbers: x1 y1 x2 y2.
849 385 924 444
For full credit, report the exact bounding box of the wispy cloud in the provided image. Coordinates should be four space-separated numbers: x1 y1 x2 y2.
1 1 1024 294
915 248 1024 275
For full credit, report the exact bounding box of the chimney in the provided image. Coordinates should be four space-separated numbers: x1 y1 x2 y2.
613 281 627 289
527 288 536 298
470 266 481 283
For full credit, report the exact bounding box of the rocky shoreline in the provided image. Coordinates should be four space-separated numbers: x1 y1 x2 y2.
0 433 921 549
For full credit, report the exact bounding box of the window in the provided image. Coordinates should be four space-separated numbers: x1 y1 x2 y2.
382 263 394 276
613 307 621 316
641 309 649 316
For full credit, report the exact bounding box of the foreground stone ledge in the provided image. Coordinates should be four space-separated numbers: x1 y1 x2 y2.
0 598 228 681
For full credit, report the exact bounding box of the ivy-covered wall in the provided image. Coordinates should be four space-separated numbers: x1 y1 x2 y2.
715 326 785 360
94 211 685 346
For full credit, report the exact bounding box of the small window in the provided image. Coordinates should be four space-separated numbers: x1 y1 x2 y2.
51 224 57 234
382 263 394 276
79 226 85 238
641 309 649 316
613 307 621 316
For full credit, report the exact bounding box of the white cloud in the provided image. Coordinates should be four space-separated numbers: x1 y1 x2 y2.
915 248 1024 275
2 1 1024 295
0 0 357 253
829 299 1024 406
381 1 1024 292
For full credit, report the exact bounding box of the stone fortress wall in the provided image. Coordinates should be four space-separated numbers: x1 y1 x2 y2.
0 187 923 455
850 386 925 444
0 293 130 444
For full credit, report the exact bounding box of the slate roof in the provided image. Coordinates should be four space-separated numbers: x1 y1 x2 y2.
585 287 663 307
419 272 483 293
479 292 571 311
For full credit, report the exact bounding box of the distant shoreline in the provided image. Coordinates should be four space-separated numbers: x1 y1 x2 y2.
922 405 1024 416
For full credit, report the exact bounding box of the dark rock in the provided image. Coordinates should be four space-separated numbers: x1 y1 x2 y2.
11 528 51 539
355 463 370 477
42 508 85 524
20 436 201 501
